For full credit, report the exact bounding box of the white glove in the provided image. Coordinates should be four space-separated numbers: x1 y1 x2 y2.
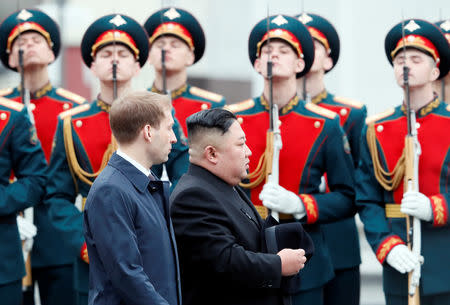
386 244 420 273
259 182 306 219
401 191 432 221
16 215 37 240
409 262 422 295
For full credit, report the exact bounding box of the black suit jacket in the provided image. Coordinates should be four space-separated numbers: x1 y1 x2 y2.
170 164 283 305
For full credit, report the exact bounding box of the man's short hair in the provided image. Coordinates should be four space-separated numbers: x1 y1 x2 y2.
110 91 172 145
186 108 237 145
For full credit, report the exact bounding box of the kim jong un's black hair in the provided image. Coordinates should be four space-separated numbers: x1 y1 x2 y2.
186 108 237 139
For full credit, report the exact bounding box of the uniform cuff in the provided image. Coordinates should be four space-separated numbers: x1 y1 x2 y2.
376 235 405 264
429 194 448 227
299 194 318 224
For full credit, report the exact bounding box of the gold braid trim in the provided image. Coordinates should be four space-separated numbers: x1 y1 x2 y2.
366 123 405 191
63 117 117 187
240 131 274 189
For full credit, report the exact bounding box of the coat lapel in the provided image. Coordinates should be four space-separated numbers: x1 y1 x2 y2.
234 186 263 229
189 165 262 230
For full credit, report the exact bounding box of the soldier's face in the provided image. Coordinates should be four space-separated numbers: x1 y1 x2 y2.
309 40 333 73
8 31 55 70
215 121 252 186
393 49 440 89
149 35 195 73
90 44 140 83
147 109 177 165
254 40 304 80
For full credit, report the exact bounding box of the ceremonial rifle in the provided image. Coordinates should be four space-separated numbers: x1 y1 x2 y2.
239 7 282 222
299 0 311 103
160 2 170 97
112 16 118 100
265 9 282 222
16 5 35 292
401 17 421 305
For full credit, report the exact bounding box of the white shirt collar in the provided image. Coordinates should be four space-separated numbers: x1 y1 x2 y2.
117 149 151 178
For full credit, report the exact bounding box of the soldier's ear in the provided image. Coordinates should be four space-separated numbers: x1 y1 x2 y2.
186 50 195 66
254 58 262 74
430 66 440 82
47 51 55 65
90 61 98 75
323 56 333 71
133 61 141 77
8 53 18 69
295 58 305 74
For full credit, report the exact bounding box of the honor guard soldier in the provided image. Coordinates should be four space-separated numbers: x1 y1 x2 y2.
433 19 449 102
226 15 355 305
0 98 47 305
144 7 225 187
43 14 150 305
296 13 367 305
0 8 87 305
356 19 450 305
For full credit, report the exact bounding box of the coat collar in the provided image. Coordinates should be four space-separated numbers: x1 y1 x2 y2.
188 163 237 189
18 82 52 98
187 163 262 228
310 90 328 105
108 152 156 193
151 83 188 100
400 95 440 118
259 94 300 115
96 97 112 112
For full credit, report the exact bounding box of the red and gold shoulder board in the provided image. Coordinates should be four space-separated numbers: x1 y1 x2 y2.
365 108 395 125
0 96 24 112
305 102 337 119
224 99 255 113
59 104 91 120
189 86 224 103
334 96 364 109
56 88 87 105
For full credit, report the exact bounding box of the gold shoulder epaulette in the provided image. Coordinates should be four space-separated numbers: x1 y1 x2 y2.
189 86 224 103
334 96 364 109
305 102 337 119
0 96 24 112
56 88 87 104
59 104 91 119
0 88 13 96
224 99 255 113
365 108 395 125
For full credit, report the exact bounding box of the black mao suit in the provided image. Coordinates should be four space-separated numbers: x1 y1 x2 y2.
170 164 284 305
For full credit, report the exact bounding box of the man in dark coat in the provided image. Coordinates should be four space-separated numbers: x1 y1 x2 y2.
83 91 181 305
170 108 307 305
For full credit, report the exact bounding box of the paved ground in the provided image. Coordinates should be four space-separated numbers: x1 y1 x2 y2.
358 216 385 305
